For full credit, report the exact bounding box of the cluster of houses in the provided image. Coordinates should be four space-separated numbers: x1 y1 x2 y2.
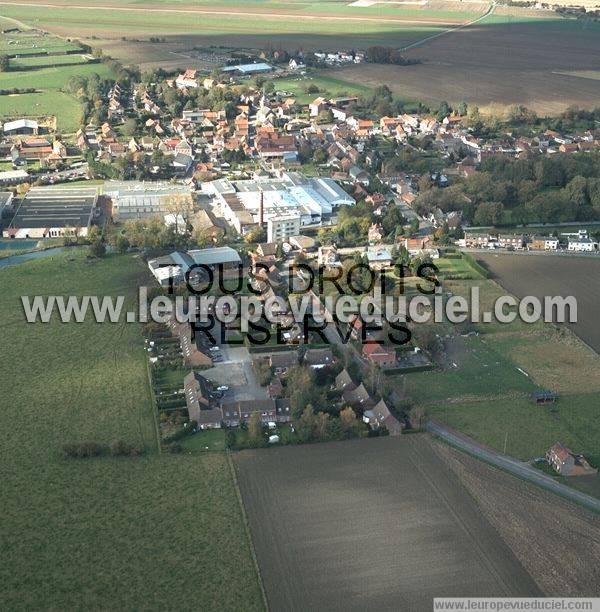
460 228 598 252
334 368 403 435
183 370 292 430
180 342 404 436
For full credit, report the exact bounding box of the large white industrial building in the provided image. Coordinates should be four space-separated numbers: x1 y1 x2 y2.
203 172 354 236
104 181 193 222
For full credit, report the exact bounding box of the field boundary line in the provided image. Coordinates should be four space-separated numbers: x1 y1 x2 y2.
408 436 520 595
427 420 600 514
400 1 496 50
145 354 162 455
227 451 269 612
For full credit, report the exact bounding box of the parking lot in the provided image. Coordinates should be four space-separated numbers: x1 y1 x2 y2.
198 338 268 403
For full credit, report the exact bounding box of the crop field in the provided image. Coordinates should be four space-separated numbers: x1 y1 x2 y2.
2 1 596 114
330 12 600 115
234 436 541 611
0 0 483 70
0 250 264 610
476 253 600 353
0 1 597 112
435 442 600 596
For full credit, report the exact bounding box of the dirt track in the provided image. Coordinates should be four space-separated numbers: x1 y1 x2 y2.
234 436 541 611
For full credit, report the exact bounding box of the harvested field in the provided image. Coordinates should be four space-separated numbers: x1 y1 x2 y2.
327 15 600 115
434 441 600 597
234 436 541 611
0 0 479 70
476 253 600 353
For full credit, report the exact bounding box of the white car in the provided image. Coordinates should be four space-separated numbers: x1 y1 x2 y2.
209 347 220 352
217 385 229 392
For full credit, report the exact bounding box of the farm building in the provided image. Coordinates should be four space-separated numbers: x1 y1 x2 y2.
147 246 241 286
3 119 39 136
531 390 558 404
2 186 98 239
366 246 393 270
363 341 397 367
222 62 274 76
104 180 193 222
363 399 403 436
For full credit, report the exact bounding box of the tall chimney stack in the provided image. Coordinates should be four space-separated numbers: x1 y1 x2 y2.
259 190 264 227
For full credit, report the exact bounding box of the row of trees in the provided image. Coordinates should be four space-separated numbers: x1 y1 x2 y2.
365 46 419 66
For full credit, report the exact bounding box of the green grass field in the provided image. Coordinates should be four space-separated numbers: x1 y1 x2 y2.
0 29 81 56
0 3 453 47
0 62 112 90
0 90 82 131
429 393 600 463
0 63 112 133
274 74 373 104
403 334 538 404
10 54 92 68
0 250 264 610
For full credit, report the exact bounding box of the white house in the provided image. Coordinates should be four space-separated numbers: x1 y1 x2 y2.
568 237 597 252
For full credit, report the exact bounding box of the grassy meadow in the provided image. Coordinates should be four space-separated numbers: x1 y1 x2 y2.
0 90 83 132
387 256 600 473
0 62 112 90
0 63 113 132
0 250 264 610
10 54 93 68
274 74 373 104
0 26 112 133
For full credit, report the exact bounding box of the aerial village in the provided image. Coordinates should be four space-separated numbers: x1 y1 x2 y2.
1 56 599 452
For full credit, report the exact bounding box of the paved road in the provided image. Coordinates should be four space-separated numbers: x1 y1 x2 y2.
427 420 600 514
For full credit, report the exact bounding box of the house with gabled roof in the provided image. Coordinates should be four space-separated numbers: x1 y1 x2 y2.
546 443 597 476
363 399 403 436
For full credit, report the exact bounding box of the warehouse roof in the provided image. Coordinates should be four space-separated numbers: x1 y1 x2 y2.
9 186 98 229
3 119 38 133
